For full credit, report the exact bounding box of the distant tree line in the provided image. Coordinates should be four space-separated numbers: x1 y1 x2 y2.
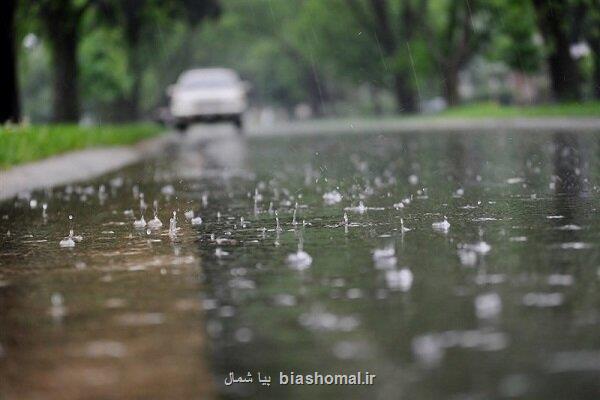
1 0 599 123
1 0 220 123
304 0 600 113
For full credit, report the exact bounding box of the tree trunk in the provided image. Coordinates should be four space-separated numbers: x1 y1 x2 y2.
123 74 141 120
304 64 325 117
0 0 20 123
443 66 460 107
547 45 581 101
394 74 417 113
45 8 80 123
123 6 142 121
532 0 581 101
591 40 600 99
365 0 417 113
51 31 80 122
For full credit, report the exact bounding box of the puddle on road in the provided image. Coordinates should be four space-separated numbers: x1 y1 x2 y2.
1 130 600 399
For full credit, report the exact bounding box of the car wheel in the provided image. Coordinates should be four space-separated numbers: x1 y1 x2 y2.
233 116 243 133
175 121 188 133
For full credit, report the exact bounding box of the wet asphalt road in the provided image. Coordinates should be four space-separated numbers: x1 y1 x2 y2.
1 123 600 399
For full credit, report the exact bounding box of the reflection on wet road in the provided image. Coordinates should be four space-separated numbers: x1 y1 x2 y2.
1 124 600 399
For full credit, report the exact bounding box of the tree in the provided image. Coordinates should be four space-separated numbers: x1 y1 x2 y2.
531 0 582 101
488 0 542 75
418 0 492 106
26 0 96 122
302 0 395 113
197 0 332 116
345 0 421 113
307 0 493 109
304 0 422 113
581 0 600 99
99 0 220 120
0 0 20 123
23 0 219 122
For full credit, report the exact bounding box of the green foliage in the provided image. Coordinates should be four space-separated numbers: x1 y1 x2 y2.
14 0 600 121
301 0 386 86
486 0 541 72
0 123 162 168
80 27 132 105
188 0 332 110
18 44 52 122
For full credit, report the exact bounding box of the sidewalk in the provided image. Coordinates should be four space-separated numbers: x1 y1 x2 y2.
0 133 173 201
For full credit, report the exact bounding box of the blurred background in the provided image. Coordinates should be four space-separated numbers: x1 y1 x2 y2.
1 0 600 125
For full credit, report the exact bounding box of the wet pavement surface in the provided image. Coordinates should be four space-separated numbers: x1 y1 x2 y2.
1 126 600 399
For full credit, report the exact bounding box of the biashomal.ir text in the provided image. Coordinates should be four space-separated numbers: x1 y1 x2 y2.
279 371 376 385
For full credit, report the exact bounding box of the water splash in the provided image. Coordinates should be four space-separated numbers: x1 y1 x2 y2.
49 292 67 320
464 241 491 255
292 202 298 226
215 248 229 258
59 234 76 248
400 218 411 233
161 184 175 196
253 188 262 214
475 292 502 319
274 229 281 247
323 190 343 205
344 201 384 214
139 193 147 212
254 188 263 202
373 246 395 259
286 234 312 270
412 330 508 367
98 184 107 205
393 201 405 209
169 211 178 237
275 210 283 232
432 216 450 233
134 194 147 228
372 245 397 269
59 215 82 247
133 214 146 229
385 268 413 291
286 248 312 270
147 200 163 230
345 201 367 214
522 292 564 307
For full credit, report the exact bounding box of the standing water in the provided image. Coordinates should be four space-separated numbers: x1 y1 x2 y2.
1 129 600 399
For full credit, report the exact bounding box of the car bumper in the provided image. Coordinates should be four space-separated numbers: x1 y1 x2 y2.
174 114 241 124
170 102 246 118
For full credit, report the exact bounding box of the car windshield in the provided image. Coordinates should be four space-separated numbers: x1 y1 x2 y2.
179 71 237 89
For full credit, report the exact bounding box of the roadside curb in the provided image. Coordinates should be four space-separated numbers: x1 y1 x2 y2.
0 132 174 201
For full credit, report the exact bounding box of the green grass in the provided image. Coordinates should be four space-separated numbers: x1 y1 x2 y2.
0 123 163 169
438 101 600 118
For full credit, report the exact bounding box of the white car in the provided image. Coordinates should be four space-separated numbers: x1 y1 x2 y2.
168 68 249 132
